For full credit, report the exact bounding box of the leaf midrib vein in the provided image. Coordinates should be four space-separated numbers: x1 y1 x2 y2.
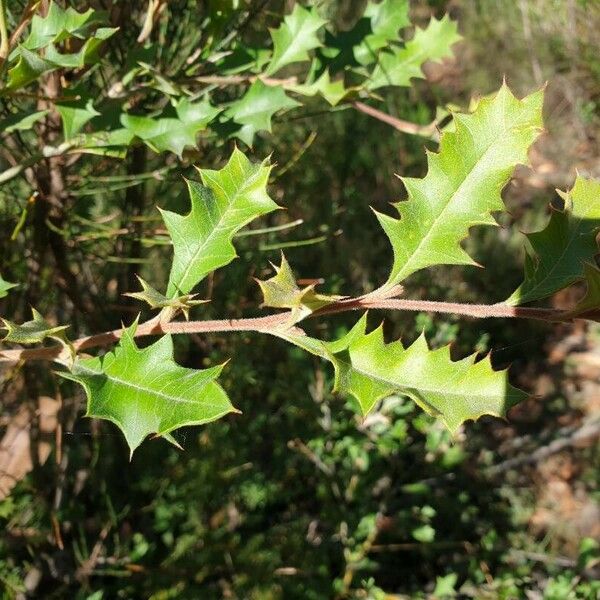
170 181 253 294
334 355 520 402
518 212 595 301
394 100 533 282
77 364 224 409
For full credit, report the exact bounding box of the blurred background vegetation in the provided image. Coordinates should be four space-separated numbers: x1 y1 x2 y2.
0 0 599 598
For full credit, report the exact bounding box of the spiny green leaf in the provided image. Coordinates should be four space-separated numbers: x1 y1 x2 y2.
256 253 341 322
5 47 56 91
125 276 207 320
324 315 526 430
368 15 461 89
175 97 222 127
1 308 69 345
507 176 600 305
161 148 279 297
56 89 100 139
0 275 17 299
561 263 600 321
377 84 543 287
43 28 118 67
354 0 410 65
121 114 199 156
227 80 300 145
278 314 526 433
4 1 114 91
120 98 220 156
5 28 117 91
22 1 104 50
265 4 327 75
289 71 347 106
61 321 236 457
364 0 410 38
0 110 49 133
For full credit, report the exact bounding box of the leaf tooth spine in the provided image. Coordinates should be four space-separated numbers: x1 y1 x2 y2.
410 331 430 354
364 321 385 347
399 176 427 203
431 342 453 362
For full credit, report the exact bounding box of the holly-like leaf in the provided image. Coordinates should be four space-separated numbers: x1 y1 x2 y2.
1 308 69 345
175 97 222 127
5 47 56 91
62 321 236 457
43 28 117 67
22 1 104 50
5 28 117 91
354 0 411 65
161 148 279 297
507 176 600 305
227 80 300 145
289 71 347 106
120 98 219 155
0 110 49 133
4 3 115 91
56 90 100 139
0 275 17 299
125 276 207 320
278 314 526 433
265 4 327 75
367 15 461 89
377 84 543 287
365 0 410 39
256 253 341 322
561 263 600 321
121 115 197 156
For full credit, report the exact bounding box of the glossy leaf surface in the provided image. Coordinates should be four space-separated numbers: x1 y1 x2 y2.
63 322 235 456
162 149 278 296
377 84 543 287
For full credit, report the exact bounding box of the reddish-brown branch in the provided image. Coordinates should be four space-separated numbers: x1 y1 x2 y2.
358 298 561 321
352 102 439 140
9 1 40 50
0 296 569 364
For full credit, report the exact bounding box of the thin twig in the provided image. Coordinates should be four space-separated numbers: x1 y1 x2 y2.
184 74 298 88
9 1 41 50
0 294 572 363
508 549 577 569
0 0 9 60
287 439 335 477
357 298 562 321
211 0 271 54
352 102 440 140
0 141 77 185
487 417 600 475
137 0 166 44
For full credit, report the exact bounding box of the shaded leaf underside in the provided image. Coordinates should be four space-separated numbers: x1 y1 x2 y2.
507 176 600 305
